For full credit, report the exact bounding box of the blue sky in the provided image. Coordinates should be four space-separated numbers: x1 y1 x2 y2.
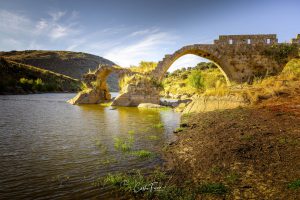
1 0 300 70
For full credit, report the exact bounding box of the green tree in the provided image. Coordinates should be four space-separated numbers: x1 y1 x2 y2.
19 78 34 90
33 78 44 91
188 70 204 89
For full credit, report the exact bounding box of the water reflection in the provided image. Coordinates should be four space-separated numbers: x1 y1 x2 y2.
0 93 180 199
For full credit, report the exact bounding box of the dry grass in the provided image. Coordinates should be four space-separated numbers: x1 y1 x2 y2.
129 61 157 74
239 59 300 104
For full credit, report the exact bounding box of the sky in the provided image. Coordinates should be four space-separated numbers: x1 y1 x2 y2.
1 0 300 71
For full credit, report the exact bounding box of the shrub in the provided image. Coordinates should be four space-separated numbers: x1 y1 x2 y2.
19 78 34 90
44 82 58 91
188 70 204 89
33 78 44 91
263 44 299 64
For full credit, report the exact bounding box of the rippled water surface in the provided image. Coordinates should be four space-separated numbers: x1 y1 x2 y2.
0 93 180 199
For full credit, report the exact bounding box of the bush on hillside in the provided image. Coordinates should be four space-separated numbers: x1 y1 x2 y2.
188 71 205 89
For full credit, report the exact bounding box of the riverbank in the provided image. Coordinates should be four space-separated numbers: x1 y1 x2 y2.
0 58 81 94
164 93 300 199
97 63 300 199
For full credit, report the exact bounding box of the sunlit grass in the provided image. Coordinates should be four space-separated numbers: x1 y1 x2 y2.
131 150 155 159
147 135 159 140
113 136 134 152
153 123 164 128
101 157 117 165
129 61 157 74
174 127 184 133
99 170 228 199
127 130 135 135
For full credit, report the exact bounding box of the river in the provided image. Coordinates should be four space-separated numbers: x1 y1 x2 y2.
0 93 180 199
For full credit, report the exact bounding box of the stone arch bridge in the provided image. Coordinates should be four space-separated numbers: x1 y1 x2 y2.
151 34 300 83
69 34 300 106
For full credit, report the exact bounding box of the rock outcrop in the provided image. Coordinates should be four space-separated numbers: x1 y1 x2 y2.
112 74 160 106
182 95 247 114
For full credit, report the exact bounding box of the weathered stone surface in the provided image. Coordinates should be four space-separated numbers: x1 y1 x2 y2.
68 65 133 105
68 64 160 106
112 75 160 106
182 95 247 114
67 89 104 104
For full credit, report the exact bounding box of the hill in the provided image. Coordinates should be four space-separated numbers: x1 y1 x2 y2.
0 50 119 91
0 58 81 94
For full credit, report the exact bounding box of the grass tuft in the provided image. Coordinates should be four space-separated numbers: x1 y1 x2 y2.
197 183 228 195
113 137 133 152
288 179 300 189
153 123 164 128
127 130 135 135
174 127 184 133
148 135 159 140
131 150 155 159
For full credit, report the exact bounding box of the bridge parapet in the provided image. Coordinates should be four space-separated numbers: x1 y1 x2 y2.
214 34 278 45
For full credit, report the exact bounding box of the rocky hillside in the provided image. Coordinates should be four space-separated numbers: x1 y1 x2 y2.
0 58 80 94
0 50 119 91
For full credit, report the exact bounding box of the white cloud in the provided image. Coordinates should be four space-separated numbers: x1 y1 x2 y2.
50 25 71 39
0 9 201 69
0 9 81 51
35 19 48 32
49 11 66 21
104 31 178 67
129 27 159 37
0 10 32 34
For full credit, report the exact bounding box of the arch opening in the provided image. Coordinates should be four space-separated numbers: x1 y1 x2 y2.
161 53 230 98
159 51 230 85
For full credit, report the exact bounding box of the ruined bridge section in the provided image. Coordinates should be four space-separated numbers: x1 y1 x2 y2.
68 65 135 105
151 34 300 83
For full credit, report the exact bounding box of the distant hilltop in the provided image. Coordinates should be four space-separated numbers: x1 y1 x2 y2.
0 50 119 91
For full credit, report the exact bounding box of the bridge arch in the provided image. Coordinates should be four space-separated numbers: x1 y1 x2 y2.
69 65 134 104
151 45 232 84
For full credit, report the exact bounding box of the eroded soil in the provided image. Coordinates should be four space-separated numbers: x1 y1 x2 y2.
165 95 300 199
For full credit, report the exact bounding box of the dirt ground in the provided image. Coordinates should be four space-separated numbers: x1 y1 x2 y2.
165 94 300 199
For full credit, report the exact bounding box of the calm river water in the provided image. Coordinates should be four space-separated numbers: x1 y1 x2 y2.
0 93 180 199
